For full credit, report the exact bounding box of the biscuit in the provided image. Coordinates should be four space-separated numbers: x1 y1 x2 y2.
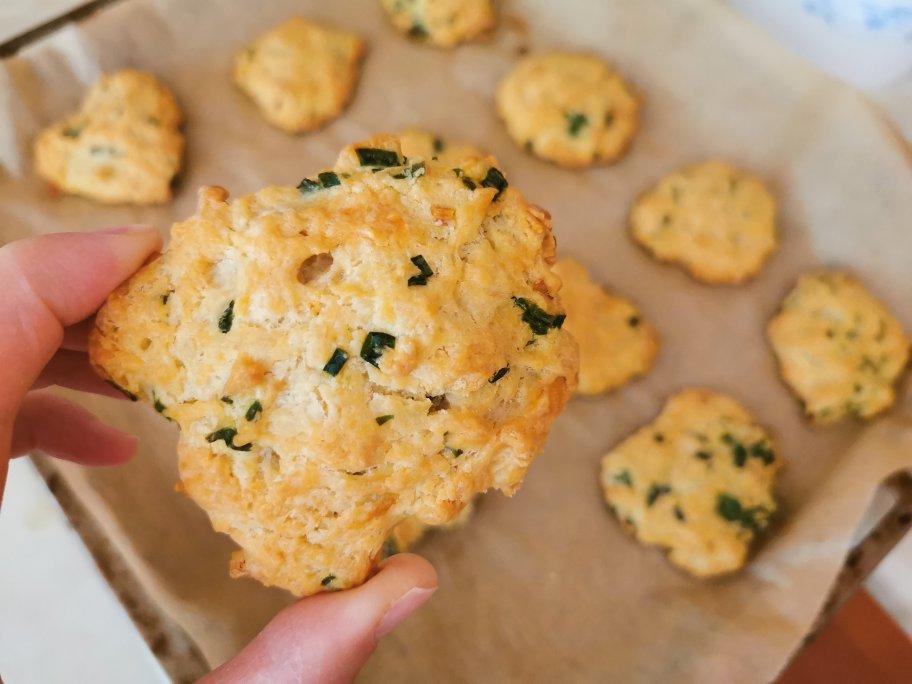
767 271 909 425
89 133 578 596
381 0 496 48
233 18 365 133
495 52 639 168
553 257 658 395
33 69 184 204
600 389 780 577
384 500 475 555
629 160 777 284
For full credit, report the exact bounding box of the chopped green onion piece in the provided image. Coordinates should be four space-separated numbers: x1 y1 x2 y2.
321 574 335 586
355 147 401 167
318 171 341 187
205 427 252 452
512 297 565 335
749 441 775 465
722 433 748 468
646 484 671 507
245 400 262 422
488 366 510 383
360 332 396 367
323 348 349 376
221 396 233 405
716 493 768 531
480 167 508 199
613 470 633 487
407 255 434 286
376 415 394 425
566 111 588 136
218 300 234 333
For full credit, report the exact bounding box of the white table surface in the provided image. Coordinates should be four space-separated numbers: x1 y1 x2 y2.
0 1 909 681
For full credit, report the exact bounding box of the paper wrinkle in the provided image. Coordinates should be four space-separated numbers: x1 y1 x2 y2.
0 0 909 681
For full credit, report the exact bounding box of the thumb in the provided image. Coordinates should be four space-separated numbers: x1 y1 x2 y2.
0 227 162 415
201 554 437 684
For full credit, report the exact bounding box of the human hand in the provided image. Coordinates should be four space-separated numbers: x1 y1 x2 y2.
0 227 437 683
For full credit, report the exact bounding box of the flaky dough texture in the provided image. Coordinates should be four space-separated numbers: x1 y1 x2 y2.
90 133 577 596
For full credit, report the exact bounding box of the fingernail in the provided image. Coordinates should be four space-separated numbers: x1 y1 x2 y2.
95 225 156 235
375 587 436 639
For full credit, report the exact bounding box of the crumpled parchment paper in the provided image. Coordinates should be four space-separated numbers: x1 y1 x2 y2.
0 0 909 680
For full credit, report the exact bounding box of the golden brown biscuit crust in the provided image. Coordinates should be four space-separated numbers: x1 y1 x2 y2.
233 18 365 133
495 51 640 168
767 271 909 425
553 258 658 395
629 160 778 284
600 389 780 578
90 134 577 596
33 69 184 205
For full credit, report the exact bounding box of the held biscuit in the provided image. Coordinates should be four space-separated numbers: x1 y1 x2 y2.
553 257 658 395
90 133 578 596
381 0 496 48
629 160 778 284
33 69 184 204
234 18 365 133
767 271 909 425
495 52 640 168
600 389 780 578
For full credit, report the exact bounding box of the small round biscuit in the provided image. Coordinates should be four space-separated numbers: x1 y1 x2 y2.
553 257 658 395
89 133 577 596
495 51 640 168
233 18 365 133
380 0 496 48
630 160 778 284
600 389 780 578
767 271 909 425
33 69 184 204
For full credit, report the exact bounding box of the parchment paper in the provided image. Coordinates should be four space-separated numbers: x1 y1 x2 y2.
1 0 910 680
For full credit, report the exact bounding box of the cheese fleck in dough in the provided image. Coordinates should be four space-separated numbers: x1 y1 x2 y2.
767 271 909 425
89 133 577 596
601 389 780 578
